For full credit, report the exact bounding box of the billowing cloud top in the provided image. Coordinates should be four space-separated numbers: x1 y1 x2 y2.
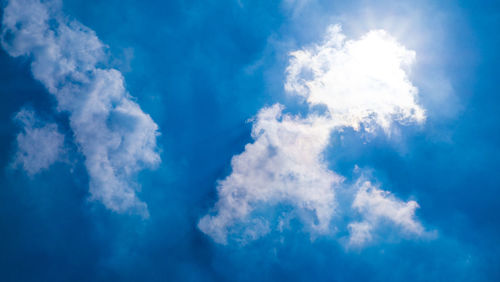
286 25 425 132
199 25 427 246
2 0 160 216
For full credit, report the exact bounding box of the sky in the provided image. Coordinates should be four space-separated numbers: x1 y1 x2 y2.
0 0 499 281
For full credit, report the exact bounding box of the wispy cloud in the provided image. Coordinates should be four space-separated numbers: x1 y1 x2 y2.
12 108 65 176
199 25 427 245
1 0 160 217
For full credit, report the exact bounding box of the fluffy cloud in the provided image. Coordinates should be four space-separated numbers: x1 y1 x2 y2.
199 105 341 244
347 180 424 247
200 25 427 245
1 0 160 216
12 108 65 176
285 24 425 132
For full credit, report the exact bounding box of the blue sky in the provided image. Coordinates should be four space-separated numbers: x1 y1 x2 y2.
0 0 499 281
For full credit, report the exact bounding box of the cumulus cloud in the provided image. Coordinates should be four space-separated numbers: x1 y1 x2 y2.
1 0 160 216
347 179 424 247
200 25 427 245
12 108 65 176
199 105 341 244
285 24 425 133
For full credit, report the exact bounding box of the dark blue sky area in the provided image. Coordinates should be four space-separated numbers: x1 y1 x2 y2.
0 0 499 281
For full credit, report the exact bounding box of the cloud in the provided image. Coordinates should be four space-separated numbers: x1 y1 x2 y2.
200 25 427 245
1 0 160 216
198 105 341 244
12 108 65 176
347 179 424 247
285 24 425 133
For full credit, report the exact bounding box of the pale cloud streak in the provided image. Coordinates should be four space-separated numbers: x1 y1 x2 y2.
200 25 427 245
1 0 160 216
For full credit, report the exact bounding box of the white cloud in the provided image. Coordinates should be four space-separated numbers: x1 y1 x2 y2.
12 108 64 176
347 180 424 247
199 105 341 244
200 25 427 245
285 24 425 133
1 0 160 216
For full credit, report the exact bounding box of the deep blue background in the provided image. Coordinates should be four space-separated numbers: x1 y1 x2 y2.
0 0 499 281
